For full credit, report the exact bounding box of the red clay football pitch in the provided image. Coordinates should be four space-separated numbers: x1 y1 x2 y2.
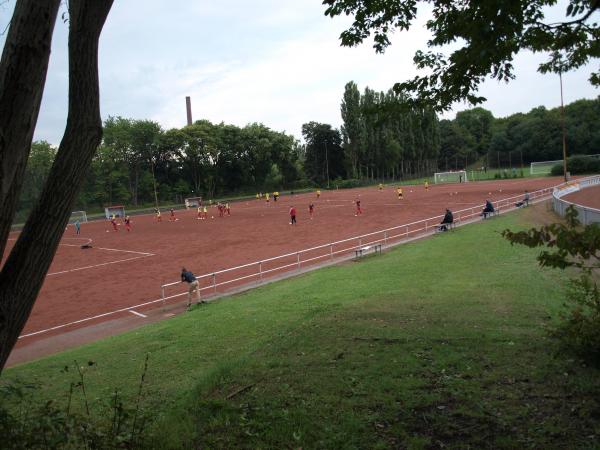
4 177 568 363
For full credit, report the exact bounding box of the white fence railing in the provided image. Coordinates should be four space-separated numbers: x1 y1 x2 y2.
552 175 600 225
161 186 556 305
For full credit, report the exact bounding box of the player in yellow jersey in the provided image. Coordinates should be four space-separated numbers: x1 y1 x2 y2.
265 192 270 204
316 189 321 199
379 183 383 191
425 180 429 191
397 187 403 199
197 206 202 220
155 208 162 222
203 205 208 219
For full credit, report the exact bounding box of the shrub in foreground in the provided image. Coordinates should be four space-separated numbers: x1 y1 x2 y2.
503 206 600 365
0 358 151 449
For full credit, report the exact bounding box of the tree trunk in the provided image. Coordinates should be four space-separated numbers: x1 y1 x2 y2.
0 0 61 260
0 0 113 373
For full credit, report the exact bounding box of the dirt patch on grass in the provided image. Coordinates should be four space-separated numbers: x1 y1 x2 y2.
518 200 564 227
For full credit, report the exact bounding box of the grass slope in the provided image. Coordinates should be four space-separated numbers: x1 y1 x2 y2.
4 208 599 448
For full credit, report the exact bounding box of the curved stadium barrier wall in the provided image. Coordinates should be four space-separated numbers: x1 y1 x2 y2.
161 185 557 305
552 175 600 225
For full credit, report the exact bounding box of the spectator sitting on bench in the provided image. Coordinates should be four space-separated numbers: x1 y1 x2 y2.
439 208 454 231
515 190 530 208
481 199 495 218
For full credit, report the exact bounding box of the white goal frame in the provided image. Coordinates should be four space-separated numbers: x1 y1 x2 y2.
530 154 600 175
69 211 87 223
104 205 125 219
530 159 562 175
434 170 468 184
184 196 203 209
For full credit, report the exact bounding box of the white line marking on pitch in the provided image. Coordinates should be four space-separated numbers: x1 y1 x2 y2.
129 310 147 318
18 292 183 339
47 254 154 276
96 247 154 256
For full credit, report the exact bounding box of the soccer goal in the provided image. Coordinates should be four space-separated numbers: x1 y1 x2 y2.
69 211 87 223
434 170 468 184
104 205 125 219
530 159 563 175
184 196 203 209
530 154 600 175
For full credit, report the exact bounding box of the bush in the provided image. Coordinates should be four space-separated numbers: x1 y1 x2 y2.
503 206 600 366
551 275 600 364
332 178 363 189
551 155 600 176
0 358 151 449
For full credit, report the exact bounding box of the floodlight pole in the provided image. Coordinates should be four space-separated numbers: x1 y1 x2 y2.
151 160 159 209
559 71 568 182
324 140 330 188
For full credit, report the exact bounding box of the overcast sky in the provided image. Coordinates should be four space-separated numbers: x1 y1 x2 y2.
1 1 598 145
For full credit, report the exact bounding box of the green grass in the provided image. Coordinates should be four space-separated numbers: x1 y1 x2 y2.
4 209 599 448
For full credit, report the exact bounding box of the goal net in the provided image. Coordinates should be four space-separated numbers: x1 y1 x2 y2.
434 170 468 184
104 205 125 219
530 159 562 175
184 196 203 209
69 211 87 223
530 154 600 175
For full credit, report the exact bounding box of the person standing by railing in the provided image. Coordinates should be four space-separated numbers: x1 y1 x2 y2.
181 267 203 308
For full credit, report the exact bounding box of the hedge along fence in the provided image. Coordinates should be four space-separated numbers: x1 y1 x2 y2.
551 154 600 176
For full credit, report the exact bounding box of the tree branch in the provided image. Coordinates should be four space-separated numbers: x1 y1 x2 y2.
536 3 600 29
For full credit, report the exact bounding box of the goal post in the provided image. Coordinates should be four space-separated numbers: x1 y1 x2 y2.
104 205 125 219
184 196 203 209
530 154 600 175
434 170 468 184
530 159 562 175
69 211 87 223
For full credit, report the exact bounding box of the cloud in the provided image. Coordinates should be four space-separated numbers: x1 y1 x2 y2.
0 0 596 144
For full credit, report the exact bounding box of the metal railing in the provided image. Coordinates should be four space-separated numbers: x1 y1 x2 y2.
552 175 600 225
161 186 555 305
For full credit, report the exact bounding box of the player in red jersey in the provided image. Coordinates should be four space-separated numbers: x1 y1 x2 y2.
111 217 118 231
308 203 314 219
124 215 132 232
169 208 176 221
289 206 297 225
355 199 362 216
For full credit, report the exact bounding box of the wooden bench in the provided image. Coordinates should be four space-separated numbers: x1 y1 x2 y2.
355 243 383 259
482 209 499 219
436 221 456 232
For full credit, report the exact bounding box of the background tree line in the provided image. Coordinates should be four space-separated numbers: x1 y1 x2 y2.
16 118 304 220
16 95 599 221
439 96 600 171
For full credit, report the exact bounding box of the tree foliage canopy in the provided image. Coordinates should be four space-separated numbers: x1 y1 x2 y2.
323 0 600 110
